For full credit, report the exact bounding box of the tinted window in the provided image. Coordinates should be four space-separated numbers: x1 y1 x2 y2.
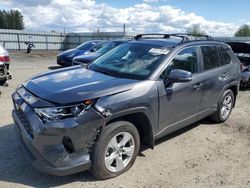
219 47 232 65
201 46 220 71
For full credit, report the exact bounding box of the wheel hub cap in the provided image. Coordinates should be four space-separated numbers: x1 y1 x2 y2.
104 132 135 172
221 95 232 120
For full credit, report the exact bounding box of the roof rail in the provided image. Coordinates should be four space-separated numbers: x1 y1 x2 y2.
170 33 213 42
134 33 213 42
134 33 185 40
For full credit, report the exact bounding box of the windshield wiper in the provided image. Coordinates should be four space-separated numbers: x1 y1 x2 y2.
97 69 113 76
91 66 114 77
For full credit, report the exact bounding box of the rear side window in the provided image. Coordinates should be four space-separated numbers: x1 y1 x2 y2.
201 46 220 71
219 47 232 65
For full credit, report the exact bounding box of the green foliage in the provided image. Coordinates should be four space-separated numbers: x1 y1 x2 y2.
234 25 250 37
0 9 24 30
186 25 206 35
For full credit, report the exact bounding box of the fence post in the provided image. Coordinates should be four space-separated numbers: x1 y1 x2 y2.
17 33 21 51
45 35 48 51
78 36 81 45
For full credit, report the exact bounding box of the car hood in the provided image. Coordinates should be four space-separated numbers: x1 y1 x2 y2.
23 66 138 105
74 52 102 62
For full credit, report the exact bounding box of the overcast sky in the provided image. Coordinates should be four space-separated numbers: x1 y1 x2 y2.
1 0 250 36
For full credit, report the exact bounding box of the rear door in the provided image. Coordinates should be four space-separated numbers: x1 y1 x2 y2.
198 45 232 117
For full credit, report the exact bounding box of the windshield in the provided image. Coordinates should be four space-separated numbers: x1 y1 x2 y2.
77 41 99 50
96 42 118 54
89 43 170 80
92 42 109 52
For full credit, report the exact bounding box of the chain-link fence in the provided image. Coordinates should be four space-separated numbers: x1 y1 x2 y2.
0 29 249 51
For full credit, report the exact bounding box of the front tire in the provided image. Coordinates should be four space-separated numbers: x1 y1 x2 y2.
210 89 234 123
0 78 7 86
91 121 140 180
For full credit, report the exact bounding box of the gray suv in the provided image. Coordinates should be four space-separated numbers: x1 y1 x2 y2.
12 34 241 179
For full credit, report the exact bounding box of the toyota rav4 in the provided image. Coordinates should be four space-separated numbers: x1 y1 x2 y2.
12 34 241 179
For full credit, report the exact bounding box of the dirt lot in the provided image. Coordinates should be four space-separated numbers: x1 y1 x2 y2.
0 51 249 188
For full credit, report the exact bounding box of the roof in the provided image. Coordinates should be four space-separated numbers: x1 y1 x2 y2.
109 39 131 44
128 38 180 47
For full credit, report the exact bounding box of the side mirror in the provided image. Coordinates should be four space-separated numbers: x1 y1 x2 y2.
168 69 192 83
72 60 87 67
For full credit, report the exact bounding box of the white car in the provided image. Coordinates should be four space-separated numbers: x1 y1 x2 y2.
0 44 10 85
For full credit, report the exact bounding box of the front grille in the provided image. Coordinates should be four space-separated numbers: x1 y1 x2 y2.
16 109 34 138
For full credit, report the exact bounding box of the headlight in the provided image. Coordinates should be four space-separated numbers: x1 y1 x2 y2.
35 100 93 122
83 51 90 55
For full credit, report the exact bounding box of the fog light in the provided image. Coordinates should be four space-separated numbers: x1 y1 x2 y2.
62 136 75 153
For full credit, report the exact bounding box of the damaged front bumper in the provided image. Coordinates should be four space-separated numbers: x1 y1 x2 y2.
12 91 105 176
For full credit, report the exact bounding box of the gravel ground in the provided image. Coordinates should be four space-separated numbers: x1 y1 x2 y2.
0 51 249 188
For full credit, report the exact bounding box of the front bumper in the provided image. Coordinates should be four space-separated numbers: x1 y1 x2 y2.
12 91 105 176
57 57 73 66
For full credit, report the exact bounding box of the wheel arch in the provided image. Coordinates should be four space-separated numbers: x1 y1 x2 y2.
106 108 156 149
221 82 238 107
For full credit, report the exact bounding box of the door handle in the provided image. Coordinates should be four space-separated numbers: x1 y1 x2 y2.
193 83 203 89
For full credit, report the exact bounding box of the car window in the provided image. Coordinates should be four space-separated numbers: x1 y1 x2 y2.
219 47 232 65
160 47 198 79
92 42 109 52
96 42 117 54
201 46 220 71
76 41 97 50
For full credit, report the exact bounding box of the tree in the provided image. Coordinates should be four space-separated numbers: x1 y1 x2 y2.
0 10 8 29
0 9 24 30
186 25 206 35
234 24 250 37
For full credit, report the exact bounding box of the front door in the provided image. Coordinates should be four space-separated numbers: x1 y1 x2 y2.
156 46 202 136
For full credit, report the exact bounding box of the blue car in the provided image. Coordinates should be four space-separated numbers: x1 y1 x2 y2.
72 40 129 66
57 40 106 66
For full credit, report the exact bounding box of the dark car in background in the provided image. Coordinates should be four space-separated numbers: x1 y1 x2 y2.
72 40 129 66
227 41 250 88
57 40 106 66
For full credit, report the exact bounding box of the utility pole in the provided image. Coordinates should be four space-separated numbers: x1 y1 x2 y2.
123 23 126 38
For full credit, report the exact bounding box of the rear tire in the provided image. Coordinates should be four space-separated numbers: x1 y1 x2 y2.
210 89 234 123
91 121 140 180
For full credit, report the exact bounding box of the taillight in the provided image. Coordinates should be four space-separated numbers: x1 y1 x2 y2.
0 56 10 62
